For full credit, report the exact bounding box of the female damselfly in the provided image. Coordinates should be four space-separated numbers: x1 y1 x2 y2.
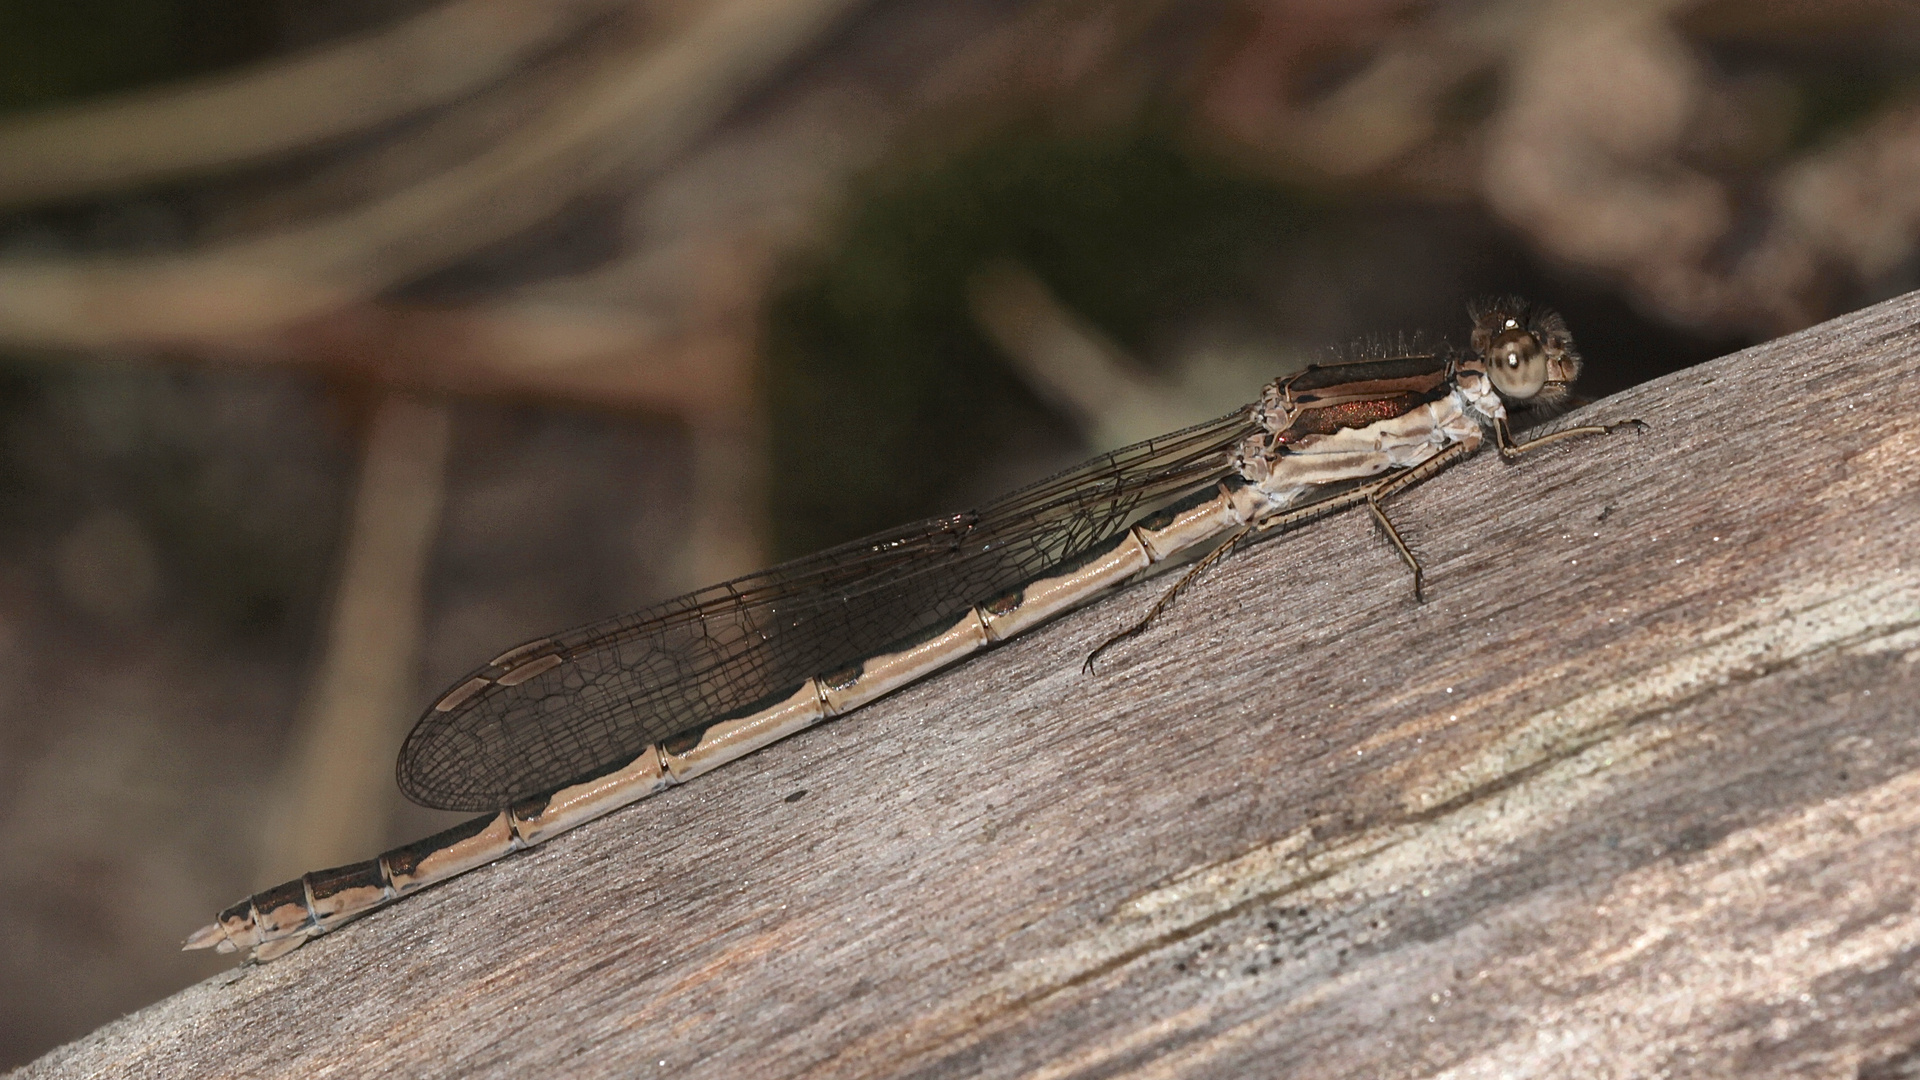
188 297 1639 962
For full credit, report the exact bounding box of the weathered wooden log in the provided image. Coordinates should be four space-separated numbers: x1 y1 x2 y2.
14 289 1920 1078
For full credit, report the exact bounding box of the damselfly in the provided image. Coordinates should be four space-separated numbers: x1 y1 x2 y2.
187 297 1640 962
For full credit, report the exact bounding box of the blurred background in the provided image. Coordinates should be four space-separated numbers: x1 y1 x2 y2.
1 0 1917 1065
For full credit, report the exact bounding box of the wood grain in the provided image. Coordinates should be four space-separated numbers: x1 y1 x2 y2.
14 290 1920 1079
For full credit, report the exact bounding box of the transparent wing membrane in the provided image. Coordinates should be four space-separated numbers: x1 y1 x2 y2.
398 408 1258 811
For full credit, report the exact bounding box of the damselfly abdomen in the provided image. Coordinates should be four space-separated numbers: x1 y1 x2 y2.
188 297 1639 962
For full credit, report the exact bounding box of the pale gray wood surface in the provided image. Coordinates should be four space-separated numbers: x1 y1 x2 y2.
16 291 1920 1079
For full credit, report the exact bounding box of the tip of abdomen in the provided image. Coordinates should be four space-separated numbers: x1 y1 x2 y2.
182 922 230 952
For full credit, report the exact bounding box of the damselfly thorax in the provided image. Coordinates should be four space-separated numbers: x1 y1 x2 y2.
188 297 1640 962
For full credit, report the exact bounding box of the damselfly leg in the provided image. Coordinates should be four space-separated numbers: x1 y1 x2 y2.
1361 441 1475 602
1497 417 1648 457
1083 523 1252 672
1084 414 1645 668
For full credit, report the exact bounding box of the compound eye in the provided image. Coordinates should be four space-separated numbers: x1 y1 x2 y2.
1484 327 1548 399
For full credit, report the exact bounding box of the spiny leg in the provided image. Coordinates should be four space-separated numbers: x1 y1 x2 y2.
1247 486 1372 539
1084 524 1251 673
1362 441 1473 602
1366 497 1422 601
1079 410 1629 670
1497 415 1646 458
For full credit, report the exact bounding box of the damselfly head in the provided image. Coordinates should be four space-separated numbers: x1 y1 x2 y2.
1467 297 1581 410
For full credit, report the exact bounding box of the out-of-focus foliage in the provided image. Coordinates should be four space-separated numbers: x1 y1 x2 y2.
0 0 277 110
0 357 347 641
763 129 1314 556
